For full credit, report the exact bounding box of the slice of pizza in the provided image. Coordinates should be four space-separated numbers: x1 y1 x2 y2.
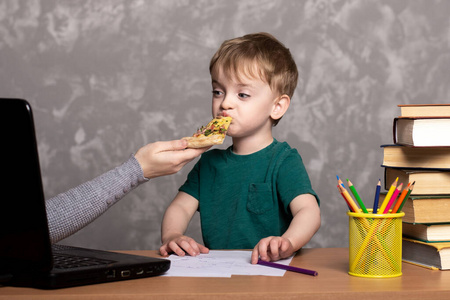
183 116 232 148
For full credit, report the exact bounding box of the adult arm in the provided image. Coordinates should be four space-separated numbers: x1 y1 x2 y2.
46 155 146 243
46 140 209 243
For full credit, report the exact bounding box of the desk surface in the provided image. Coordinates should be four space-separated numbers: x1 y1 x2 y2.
1 248 450 300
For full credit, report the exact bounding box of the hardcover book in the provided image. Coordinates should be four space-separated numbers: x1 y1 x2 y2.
381 145 450 169
384 167 450 195
394 117 450 147
402 238 450 270
398 104 450 118
403 222 450 242
400 195 450 224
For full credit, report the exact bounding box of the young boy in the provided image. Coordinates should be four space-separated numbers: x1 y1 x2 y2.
160 32 320 264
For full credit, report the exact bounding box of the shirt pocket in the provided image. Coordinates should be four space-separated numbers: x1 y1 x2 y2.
246 183 274 215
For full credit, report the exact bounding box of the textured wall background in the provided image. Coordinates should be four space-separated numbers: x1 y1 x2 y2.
1 0 450 250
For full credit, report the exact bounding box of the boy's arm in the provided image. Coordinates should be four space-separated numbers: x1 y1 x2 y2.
251 194 320 264
160 191 209 257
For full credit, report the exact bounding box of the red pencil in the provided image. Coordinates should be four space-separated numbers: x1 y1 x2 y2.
337 185 360 212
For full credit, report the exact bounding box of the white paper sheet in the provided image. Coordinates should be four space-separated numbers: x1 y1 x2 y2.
162 250 293 277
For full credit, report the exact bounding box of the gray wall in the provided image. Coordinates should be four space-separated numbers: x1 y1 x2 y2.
2 0 449 250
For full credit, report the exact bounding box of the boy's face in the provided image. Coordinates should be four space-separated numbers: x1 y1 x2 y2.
211 66 279 140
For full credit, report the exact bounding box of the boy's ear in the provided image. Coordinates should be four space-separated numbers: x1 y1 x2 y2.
271 94 290 121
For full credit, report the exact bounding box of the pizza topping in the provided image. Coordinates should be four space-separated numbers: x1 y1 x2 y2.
183 116 232 148
193 116 232 138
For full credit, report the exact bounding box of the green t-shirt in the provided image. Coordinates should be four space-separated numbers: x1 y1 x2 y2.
179 139 319 249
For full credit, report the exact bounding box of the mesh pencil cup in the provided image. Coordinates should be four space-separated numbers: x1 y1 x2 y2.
347 209 404 278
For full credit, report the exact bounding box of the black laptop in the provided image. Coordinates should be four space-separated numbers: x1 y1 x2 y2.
0 98 170 289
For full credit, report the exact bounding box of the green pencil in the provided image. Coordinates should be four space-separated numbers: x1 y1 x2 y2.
347 179 368 213
397 181 415 213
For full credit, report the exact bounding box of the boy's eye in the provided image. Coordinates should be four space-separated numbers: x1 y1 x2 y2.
238 93 250 98
212 90 223 97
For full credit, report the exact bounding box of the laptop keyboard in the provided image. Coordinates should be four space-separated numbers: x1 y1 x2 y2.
52 244 115 269
53 253 115 269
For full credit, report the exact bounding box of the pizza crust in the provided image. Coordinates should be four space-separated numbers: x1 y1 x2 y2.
182 135 225 148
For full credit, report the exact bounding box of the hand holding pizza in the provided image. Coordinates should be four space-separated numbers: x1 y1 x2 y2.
134 139 210 179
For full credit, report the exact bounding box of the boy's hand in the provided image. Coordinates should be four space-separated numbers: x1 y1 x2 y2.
251 236 295 264
160 234 209 257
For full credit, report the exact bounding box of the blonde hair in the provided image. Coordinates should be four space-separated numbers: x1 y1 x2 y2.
209 32 298 99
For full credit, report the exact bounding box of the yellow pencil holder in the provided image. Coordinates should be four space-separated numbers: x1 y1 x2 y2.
347 209 404 278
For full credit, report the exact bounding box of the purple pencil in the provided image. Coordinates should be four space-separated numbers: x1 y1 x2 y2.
257 259 318 276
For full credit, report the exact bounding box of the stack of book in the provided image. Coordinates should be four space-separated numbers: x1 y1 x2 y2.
381 104 450 270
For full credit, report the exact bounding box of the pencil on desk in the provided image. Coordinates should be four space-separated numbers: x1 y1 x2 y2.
257 259 318 276
336 175 345 187
372 179 381 213
378 177 398 214
382 183 402 214
347 179 368 213
390 182 410 214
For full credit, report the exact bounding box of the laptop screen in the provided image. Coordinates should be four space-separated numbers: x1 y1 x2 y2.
0 99 53 274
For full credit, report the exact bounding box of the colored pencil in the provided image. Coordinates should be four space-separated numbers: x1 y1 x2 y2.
396 181 415 213
378 177 398 214
337 185 360 212
257 259 318 276
347 179 368 213
337 185 354 212
336 175 344 187
337 185 352 211
390 182 411 214
372 179 381 214
382 183 403 214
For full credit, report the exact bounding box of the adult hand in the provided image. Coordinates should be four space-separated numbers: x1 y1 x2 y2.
134 139 210 179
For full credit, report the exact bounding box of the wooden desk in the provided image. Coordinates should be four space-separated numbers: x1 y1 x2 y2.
1 248 450 299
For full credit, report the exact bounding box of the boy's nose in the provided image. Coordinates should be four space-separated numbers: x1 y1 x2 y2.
220 95 234 110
